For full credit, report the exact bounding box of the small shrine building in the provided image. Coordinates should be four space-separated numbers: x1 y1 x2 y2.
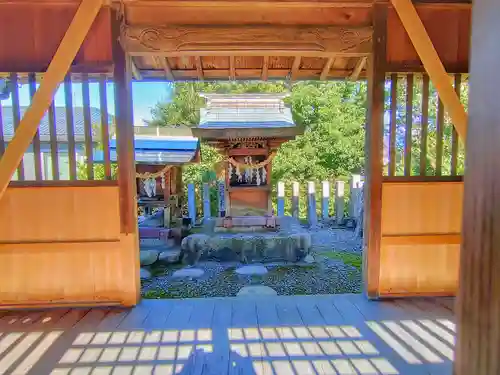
192 93 303 218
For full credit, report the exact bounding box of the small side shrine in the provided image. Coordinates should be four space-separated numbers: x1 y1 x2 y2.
192 93 303 221
96 128 200 227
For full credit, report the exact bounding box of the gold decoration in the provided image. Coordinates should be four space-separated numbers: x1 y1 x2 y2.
135 165 173 179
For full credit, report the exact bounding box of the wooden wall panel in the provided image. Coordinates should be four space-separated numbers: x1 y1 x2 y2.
0 186 120 242
381 181 463 235
379 243 460 296
0 5 112 72
379 181 463 296
0 234 138 307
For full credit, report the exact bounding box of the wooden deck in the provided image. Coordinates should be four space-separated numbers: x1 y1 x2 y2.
0 294 455 375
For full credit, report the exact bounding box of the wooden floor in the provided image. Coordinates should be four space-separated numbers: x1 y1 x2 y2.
0 294 455 375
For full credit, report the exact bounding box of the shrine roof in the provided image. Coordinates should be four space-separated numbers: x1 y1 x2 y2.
95 135 200 165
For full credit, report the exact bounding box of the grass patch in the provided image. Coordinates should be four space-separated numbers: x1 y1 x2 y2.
323 251 362 270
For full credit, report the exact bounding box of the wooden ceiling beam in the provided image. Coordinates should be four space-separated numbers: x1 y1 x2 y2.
140 67 362 80
350 56 367 81
320 57 335 80
123 25 372 56
158 56 174 80
261 56 269 81
118 0 374 8
130 58 142 80
290 56 301 81
195 56 204 80
229 56 236 80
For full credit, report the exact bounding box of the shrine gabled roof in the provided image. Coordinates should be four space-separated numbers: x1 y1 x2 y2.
95 135 200 165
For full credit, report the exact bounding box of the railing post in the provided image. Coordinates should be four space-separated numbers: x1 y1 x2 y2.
322 180 330 220
187 183 196 224
307 181 317 226
292 181 299 218
277 181 285 216
350 174 362 218
203 182 211 219
218 181 226 217
335 180 345 225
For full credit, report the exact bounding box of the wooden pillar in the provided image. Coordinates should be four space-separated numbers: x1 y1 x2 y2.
187 183 196 224
364 2 387 299
113 11 136 234
454 1 500 374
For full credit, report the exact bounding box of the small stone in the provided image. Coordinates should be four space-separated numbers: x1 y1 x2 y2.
235 265 268 276
237 286 277 297
140 250 159 266
158 249 181 264
172 268 205 278
304 254 315 264
140 268 151 279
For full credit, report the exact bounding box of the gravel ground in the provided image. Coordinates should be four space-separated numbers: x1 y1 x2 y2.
141 225 363 298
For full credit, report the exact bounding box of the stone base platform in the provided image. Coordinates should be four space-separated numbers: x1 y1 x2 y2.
181 217 311 264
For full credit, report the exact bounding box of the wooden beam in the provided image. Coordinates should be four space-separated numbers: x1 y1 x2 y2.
158 57 174 81
455 1 500 373
64 75 77 181
261 56 269 81
391 0 468 142
404 73 413 176
99 75 112 180
290 56 302 81
195 56 204 80
229 56 236 80
382 233 461 246
0 0 103 200
420 74 429 176
388 73 397 176
350 56 367 81
10 73 24 180
140 67 363 81
320 57 335 80
364 2 387 299
119 0 375 8
123 25 372 57
28 73 42 181
130 58 142 80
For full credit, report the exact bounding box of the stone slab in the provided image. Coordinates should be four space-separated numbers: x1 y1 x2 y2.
235 265 268 276
237 286 277 297
172 268 205 279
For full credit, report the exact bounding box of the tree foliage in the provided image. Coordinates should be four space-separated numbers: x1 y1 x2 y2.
149 81 367 187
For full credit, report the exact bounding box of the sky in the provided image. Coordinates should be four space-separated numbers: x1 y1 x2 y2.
0 80 173 126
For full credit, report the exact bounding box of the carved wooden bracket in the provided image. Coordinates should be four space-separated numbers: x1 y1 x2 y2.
121 25 372 56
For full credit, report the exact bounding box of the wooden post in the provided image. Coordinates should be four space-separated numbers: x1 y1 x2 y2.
0 0 103 198
113 10 136 235
454 1 500 374
307 181 317 227
277 181 285 216
203 182 211 220
187 183 196 224
335 180 345 225
322 180 330 220
291 181 299 218
349 174 362 218
364 2 387 299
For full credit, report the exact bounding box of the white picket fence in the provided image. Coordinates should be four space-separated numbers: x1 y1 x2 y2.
187 175 364 226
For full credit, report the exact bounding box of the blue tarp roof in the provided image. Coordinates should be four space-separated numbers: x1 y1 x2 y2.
95 136 199 165
108 138 199 151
